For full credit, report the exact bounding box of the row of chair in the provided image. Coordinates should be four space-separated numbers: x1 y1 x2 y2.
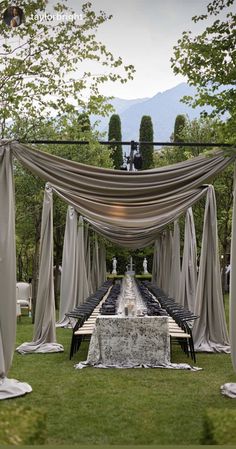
135 279 168 316
68 280 113 359
100 283 121 315
143 281 199 362
66 280 113 322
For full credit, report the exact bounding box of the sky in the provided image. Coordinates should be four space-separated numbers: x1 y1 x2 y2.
65 0 218 99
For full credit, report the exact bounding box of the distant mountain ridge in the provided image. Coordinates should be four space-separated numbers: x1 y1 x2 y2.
92 82 212 142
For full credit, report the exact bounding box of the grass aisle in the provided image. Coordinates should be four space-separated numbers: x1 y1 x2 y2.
4 303 236 445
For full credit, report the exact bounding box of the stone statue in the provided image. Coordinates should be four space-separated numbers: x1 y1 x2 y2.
112 257 117 274
143 257 148 274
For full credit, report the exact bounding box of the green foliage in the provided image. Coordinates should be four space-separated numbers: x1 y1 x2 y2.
12 114 113 287
173 114 186 143
171 0 236 140
201 408 236 444
105 239 153 274
0 0 135 137
108 114 123 169
139 115 154 170
153 116 234 268
0 404 46 445
77 113 91 133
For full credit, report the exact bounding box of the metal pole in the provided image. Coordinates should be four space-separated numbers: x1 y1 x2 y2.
22 139 235 148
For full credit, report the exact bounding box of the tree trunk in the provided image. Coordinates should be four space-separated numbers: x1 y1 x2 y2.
17 252 23 281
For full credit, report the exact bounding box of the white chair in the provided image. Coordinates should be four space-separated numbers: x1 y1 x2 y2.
16 282 32 316
16 301 21 321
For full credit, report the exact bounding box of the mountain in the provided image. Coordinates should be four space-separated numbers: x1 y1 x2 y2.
93 82 212 142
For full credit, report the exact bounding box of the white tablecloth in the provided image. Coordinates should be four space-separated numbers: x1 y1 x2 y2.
86 316 170 367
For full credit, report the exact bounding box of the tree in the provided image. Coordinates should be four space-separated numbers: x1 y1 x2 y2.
77 113 91 133
12 114 114 309
108 114 123 169
168 114 187 162
171 0 236 140
0 0 135 137
153 115 234 292
139 115 154 170
173 114 186 143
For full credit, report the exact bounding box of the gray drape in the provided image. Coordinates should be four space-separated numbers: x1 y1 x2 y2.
56 206 78 328
162 230 172 295
158 235 165 289
152 239 158 284
91 234 100 292
99 242 107 285
16 185 64 353
179 208 197 311
152 236 162 287
12 143 233 248
193 186 230 352
77 216 90 305
85 233 93 295
169 221 181 302
229 164 236 370
0 145 16 377
0 145 32 399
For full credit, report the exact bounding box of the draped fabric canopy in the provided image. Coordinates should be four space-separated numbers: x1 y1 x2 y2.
12 142 234 248
1 140 236 399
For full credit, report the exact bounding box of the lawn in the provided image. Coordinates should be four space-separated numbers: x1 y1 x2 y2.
3 296 236 446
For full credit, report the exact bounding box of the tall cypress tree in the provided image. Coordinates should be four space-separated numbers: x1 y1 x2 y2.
78 113 91 133
172 114 186 162
108 114 123 169
139 115 154 170
174 114 186 142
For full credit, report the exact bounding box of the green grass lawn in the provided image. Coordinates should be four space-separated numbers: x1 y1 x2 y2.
3 296 236 445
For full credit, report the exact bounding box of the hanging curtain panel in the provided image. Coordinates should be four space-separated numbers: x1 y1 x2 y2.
0 145 32 399
152 239 158 285
162 230 172 295
157 234 165 289
169 220 181 302
86 233 93 295
56 206 78 328
16 184 64 354
193 185 230 353
91 234 100 292
179 208 197 311
99 242 107 285
229 163 236 370
77 216 90 305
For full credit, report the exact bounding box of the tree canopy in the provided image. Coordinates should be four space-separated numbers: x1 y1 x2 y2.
0 0 135 137
171 0 236 139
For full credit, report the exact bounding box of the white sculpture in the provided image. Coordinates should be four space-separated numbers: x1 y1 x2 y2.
112 257 117 274
143 257 148 274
